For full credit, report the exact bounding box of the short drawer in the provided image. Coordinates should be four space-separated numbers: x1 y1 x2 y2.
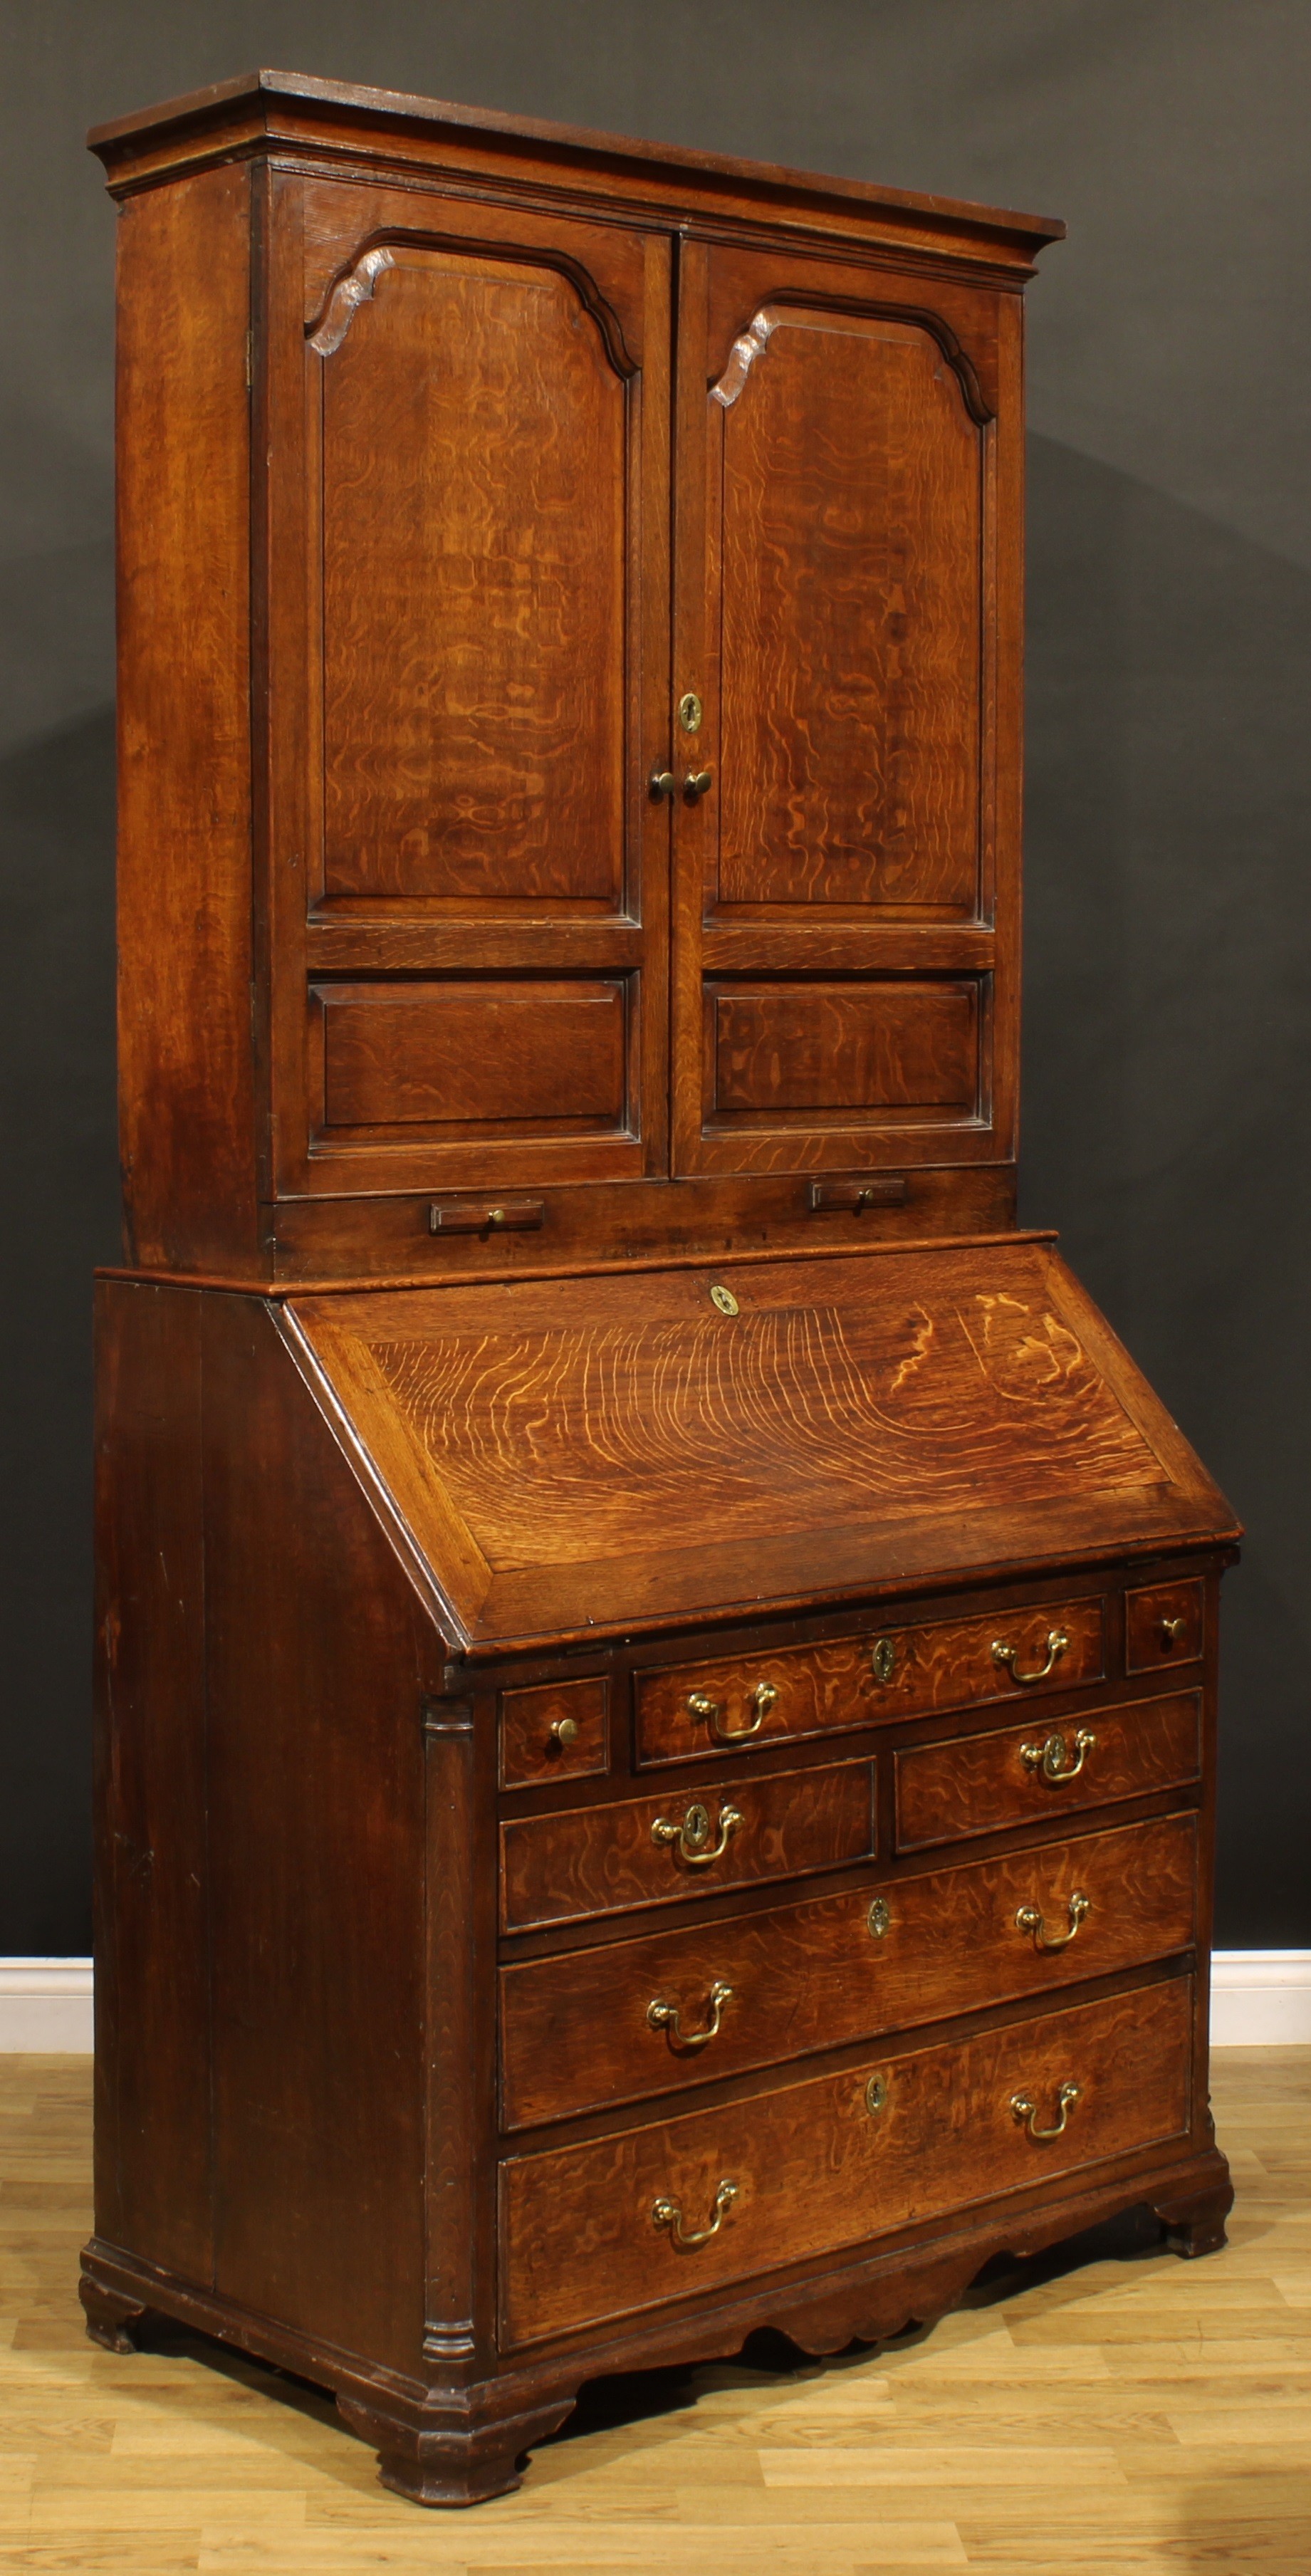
499 1973 1193 2344
895 1689 1201 1852
1126 1580 1205 1675
499 1759 874 1931
499 1810 1198 2128
635 1596 1105 1768
500 1678 608 1789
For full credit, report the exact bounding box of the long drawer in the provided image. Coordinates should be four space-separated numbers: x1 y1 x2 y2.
500 1759 875 1931
895 1689 1202 1852
634 1596 1106 1767
499 1975 1194 2345
499 1810 1198 2128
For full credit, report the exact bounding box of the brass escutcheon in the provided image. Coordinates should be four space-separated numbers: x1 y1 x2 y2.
651 1800 743 1868
678 691 703 733
647 1978 734 2053
1010 2079 1081 2142
687 1681 778 1743
652 2178 738 2248
1015 1891 1090 1952
871 1637 897 1684
1020 1726 1096 1784
867 1896 891 1938
709 1283 739 1316
865 2072 888 2116
993 1627 1070 1685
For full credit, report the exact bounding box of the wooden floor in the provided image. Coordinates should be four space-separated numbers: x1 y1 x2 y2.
1 2053 1307 2572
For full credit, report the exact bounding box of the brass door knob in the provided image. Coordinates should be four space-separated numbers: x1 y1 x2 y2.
683 769 714 798
649 768 676 799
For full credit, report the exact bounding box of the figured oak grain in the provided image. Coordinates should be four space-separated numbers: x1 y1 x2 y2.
634 1592 1103 1768
320 248 627 906
498 1810 1198 2129
894 1688 1203 1852
315 977 629 1134
499 1758 875 1931
714 309 982 913
499 1976 1194 2343
711 979 980 1119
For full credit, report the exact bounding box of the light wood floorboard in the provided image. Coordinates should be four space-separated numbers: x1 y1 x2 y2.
0 2051 1307 2572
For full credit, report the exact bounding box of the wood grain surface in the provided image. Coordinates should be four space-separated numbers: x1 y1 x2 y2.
10 2048 1308 2572
499 1677 609 1789
315 978 630 1135
710 979 980 1119
894 1689 1203 1851
714 308 982 914
289 1239 1235 1644
320 247 627 905
1126 1578 1205 1674
498 1811 1198 2129
500 1979 1194 2343
500 1759 875 1931
634 1595 1103 1768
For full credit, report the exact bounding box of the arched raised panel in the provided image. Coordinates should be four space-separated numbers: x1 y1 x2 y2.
712 306 984 912
318 245 629 906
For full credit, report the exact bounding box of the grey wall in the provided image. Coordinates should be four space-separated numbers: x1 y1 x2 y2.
3 0 1307 1949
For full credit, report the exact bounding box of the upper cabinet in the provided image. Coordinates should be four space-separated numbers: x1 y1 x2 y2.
93 75 1058 1278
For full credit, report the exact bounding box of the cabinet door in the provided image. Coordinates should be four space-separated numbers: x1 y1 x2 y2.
261 175 671 1199
671 240 1019 1177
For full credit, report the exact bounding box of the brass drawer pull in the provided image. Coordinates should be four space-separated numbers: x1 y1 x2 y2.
1015 1891 1090 1952
648 767 676 799
686 1681 777 1744
1010 2079 1081 2142
647 1978 734 2053
548 1716 579 1748
1159 1615 1186 1646
1020 1726 1095 1783
683 768 714 799
993 1626 1070 1685
651 1800 743 1868
652 2179 738 2249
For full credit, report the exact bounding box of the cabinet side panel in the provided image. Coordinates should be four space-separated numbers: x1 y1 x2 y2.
201 1295 437 2374
93 1281 212 2283
115 165 258 1271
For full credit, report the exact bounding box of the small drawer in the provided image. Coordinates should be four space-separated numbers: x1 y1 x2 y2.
635 1597 1105 1768
500 1677 608 1789
894 1689 1201 1852
499 1973 1193 2344
1126 1580 1205 1675
499 1810 1198 2129
499 1758 874 1932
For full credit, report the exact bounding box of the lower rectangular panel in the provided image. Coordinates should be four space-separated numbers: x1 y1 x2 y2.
710 978 981 1122
315 976 630 1136
498 1974 1192 2345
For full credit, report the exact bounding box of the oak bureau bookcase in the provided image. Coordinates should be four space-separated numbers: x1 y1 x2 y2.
83 70 1241 2508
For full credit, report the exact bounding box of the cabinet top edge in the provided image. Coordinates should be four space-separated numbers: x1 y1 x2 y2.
87 66 1065 255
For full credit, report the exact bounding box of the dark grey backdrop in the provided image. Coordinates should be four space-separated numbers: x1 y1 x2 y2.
4 0 1307 1952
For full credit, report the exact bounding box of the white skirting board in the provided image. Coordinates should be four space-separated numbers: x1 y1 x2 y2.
0 1954 1308 2052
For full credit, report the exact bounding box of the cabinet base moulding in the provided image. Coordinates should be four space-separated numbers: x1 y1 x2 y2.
78 2146 1233 2508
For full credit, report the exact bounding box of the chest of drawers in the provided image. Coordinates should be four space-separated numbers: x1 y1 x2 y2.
83 73 1238 2510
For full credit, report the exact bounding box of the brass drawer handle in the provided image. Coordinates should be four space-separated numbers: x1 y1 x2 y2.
1010 2079 1081 2142
1015 1891 1090 1953
647 1978 734 2053
652 2179 738 2248
651 1800 743 1867
686 1681 777 1744
993 1626 1070 1685
1020 1726 1095 1783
